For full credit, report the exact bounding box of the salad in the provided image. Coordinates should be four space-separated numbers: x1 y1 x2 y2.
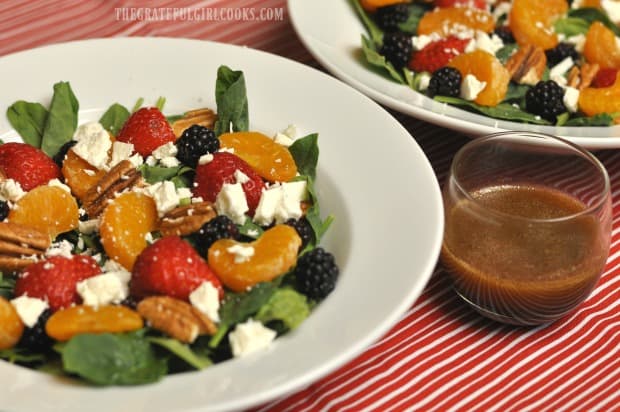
352 0 620 127
0 65 339 385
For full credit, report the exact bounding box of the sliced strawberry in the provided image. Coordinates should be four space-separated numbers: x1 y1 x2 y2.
435 0 487 9
0 142 61 191
14 255 100 312
409 36 471 73
192 152 264 214
130 236 223 300
591 68 618 88
116 107 176 157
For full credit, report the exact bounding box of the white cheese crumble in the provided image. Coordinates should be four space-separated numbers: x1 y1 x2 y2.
411 33 441 51
281 124 297 139
465 31 504 55
76 270 131 308
109 141 138 169
549 57 574 79
418 72 432 91
11 296 48 328
72 122 111 169
45 240 74 258
226 244 255 264
602 0 620 22
234 169 250 184
142 181 184 217
564 33 586 53
0 179 25 202
492 1 512 20
253 180 308 225
152 142 178 159
215 182 249 225
228 319 276 358
78 218 100 235
189 281 221 323
273 133 294 147
47 178 71 193
563 86 580 113
198 153 214 165
460 74 487 101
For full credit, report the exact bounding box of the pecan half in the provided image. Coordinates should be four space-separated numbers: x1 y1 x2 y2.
0 221 50 271
158 201 217 237
505 45 547 85
137 296 217 343
568 63 600 90
82 160 144 218
171 108 218 138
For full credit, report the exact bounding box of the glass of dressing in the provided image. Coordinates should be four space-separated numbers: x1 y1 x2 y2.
441 132 612 326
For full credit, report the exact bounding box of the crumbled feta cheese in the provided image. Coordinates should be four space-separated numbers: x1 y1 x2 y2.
108 141 135 168
176 187 192 200
189 281 221 323
45 240 74 258
72 122 112 169
253 185 283 226
215 182 249 224
159 156 180 167
198 153 214 165
273 133 294 147
565 34 586 53
418 72 432 91
460 74 487 101
145 156 157 166
465 31 504 55
76 270 130 308
282 124 297 139
78 218 100 235
253 181 308 225
492 1 512 20
152 142 178 159
563 86 580 113
10 296 48 328
228 319 276 358
549 57 574 79
143 181 180 217
0 179 25 202
234 169 250 184
226 244 255 264
47 178 71 193
602 0 620 23
218 147 235 154
551 74 568 87
411 33 441 51
102 259 125 273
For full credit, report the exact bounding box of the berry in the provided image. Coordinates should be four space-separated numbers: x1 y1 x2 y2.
0 142 61 191
435 0 486 9
374 4 409 32
14 255 101 312
192 152 264 214
409 36 470 73
545 42 579 66
18 309 53 351
131 236 224 301
176 125 220 168
52 140 76 167
493 26 515 44
295 247 339 301
193 215 239 254
591 68 618 88
116 107 176 157
0 201 9 221
284 217 315 250
525 80 567 122
427 67 462 97
380 32 413 69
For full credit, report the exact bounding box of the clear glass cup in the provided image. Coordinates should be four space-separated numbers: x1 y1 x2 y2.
441 132 612 326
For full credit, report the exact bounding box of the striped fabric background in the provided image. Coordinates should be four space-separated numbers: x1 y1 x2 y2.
1 1 618 410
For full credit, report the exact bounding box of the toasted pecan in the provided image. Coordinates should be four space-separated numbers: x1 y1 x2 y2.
171 108 218 138
158 201 217 237
505 45 547 85
0 221 49 272
82 160 144 217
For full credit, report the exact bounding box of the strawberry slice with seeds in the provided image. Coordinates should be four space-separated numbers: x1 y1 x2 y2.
116 107 176 157
409 36 471 73
0 142 61 191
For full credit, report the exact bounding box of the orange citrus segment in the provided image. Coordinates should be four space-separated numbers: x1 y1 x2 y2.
61 149 107 201
578 76 620 117
417 7 495 37
46 305 143 341
448 50 510 106
360 0 409 13
0 297 24 349
583 21 620 69
509 0 568 50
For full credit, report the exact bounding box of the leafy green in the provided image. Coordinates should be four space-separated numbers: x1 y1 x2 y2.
0 348 47 364
213 65 249 136
495 44 519 64
568 7 620 36
155 96 166 111
0 273 15 299
237 218 264 239
99 103 130 135
434 96 552 125
504 82 529 103
139 164 193 185
361 35 406 84
41 81 79 158
554 16 591 36
147 337 212 370
397 4 429 34
255 288 310 330
59 332 167 385
6 101 48 147
348 0 382 43
304 176 335 247
289 133 319 180
131 97 144 112
564 113 617 126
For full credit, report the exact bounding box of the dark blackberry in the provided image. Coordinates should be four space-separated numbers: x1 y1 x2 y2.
374 4 409 32
176 125 219 168
194 215 239 254
0 200 9 221
493 26 515 44
295 247 339 301
120 296 139 310
525 80 567 122
18 309 54 352
380 32 413 70
284 217 315 250
427 67 462 98
52 140 76 167
545 42 579 66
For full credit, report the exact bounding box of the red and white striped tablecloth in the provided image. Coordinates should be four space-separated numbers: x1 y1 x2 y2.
1 1 619 411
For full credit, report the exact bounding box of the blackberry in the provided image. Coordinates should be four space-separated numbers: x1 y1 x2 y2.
493 26 515 44
545 43 579 66
176 125 219 168
18 309 54 352
52 140 76 167
374 4 409 32
380 32 413 70
193 215 239 253
0 200 9 221
284 217 315 250
295 247 339 301
427 67 462 98
525 80 567 122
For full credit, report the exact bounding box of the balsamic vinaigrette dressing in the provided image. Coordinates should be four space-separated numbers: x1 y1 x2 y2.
441 184 607 325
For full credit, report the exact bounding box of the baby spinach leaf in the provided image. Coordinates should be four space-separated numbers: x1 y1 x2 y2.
213 66 249 136
59 332 167 385
361 35 406 84
434 96 552 125
554 16 591 36
495 44 519 64
139 164 192 185
99 103 130 135
131 97 144 112
289 133 319 180
504 82 529 103
0 348 47 364
147 337 212 370
303 176 334 247
255 288 310 330
348 0 383 44
6 101 48 148
155 96 166 111
397 4 429 34
564 113 616 126
0 273 15 299
237 218 264 239
568 8 620 36
41 81 79 158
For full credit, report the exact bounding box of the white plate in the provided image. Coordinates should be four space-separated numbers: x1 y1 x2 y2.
0 38 443 412
287 0 620 150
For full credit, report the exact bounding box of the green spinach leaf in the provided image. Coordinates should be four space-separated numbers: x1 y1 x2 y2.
397 3 429 34
554 16 591 36
0 348 47 364
434 96 552 125
255 288 310 330
213 65 249 136
99 103 130 135
361 35 406 84
304 176 334 248
495 44 519 64
148 337 212 370
568 7 620 36
289 133 319 180
348 0 383 44
0 273 15 299
41 81 79 158
564 113 616 126
6 101 48 148
139 164 193 185
237 218 264 239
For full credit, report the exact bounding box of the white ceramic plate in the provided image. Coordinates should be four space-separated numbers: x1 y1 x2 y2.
0 38 443 412
288 0 620 150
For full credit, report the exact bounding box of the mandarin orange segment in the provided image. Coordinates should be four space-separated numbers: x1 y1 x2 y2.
219 131 298 182
448 50 510 106
509 0 568 50
583 21 620 69
9 185 79 240
578 76 620 117
0 297 24 349
45 305 144 341
417 7 494 37
100 192 158 270
61 149 107 201
208 224 301 292
360 0 409 13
